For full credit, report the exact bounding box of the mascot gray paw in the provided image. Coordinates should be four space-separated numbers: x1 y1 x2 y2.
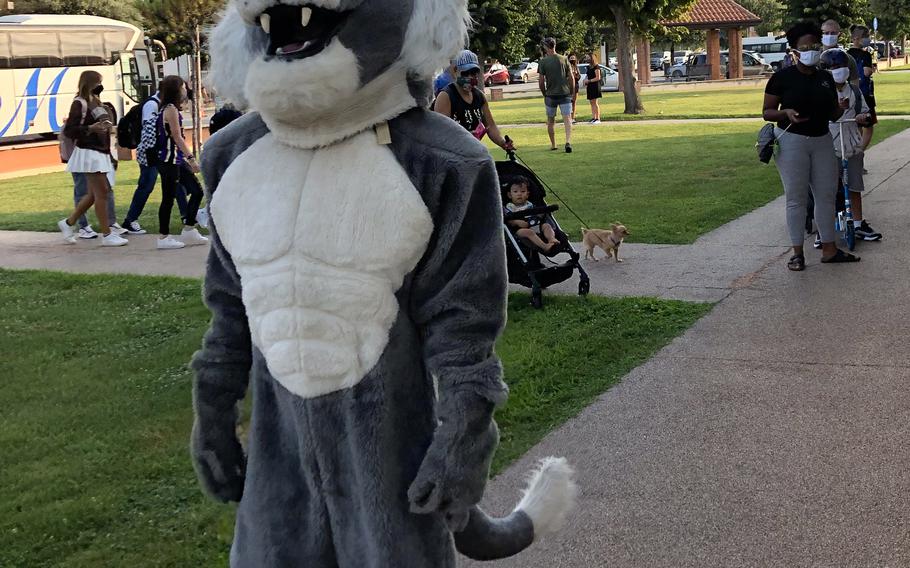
408 391 498 531
191 414 246 503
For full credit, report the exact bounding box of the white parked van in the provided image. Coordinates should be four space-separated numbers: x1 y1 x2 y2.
742 35 789 71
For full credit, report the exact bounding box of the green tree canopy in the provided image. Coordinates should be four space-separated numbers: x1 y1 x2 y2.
738 0 786 36
567 0 697 113
137 0 222 59
787 0 871 28
469 0 606 64
870 0 910 39
12 0 141 24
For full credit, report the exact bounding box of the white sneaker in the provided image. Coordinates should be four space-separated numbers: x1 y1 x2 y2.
63 236 77 245
78 225 98 239
179 227 209 246
125 221 147 235
101 233 129 247
157 236 186 250
109 223 128 236
592 119 601 124
58 218 74 240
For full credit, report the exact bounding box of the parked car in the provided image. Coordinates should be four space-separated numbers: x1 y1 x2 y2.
576 63 619 92
667 50 771 80
672 50 691 65
484 63 510 86
742 36 789 70
650 51 670 70
508 61 539 83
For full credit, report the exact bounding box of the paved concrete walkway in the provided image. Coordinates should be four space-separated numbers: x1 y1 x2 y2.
460 129 910 566
0 231 209 278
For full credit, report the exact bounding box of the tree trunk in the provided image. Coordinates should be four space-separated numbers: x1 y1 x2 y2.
192 25 202 157
611 4 642 114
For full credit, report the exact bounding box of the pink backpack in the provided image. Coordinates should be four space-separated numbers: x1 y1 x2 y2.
58 97 87 163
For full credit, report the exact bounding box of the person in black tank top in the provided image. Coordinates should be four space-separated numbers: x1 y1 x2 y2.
433 49 514 153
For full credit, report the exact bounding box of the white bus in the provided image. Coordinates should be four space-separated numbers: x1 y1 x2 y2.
742 35 789 71
0 14 160 141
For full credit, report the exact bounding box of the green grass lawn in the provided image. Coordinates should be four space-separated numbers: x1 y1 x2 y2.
490 71 910 124
0 161 184 233
482 119 909 243
6 120 909 244
0 269 711 567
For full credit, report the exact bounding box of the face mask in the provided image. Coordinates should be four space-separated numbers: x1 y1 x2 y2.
797 49 821 67
822 34 839 47
92 84 104 95
832 67 850 83
861 38 871 47
457 75 478 88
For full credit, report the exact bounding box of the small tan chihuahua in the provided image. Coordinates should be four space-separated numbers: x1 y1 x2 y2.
582 224 630 262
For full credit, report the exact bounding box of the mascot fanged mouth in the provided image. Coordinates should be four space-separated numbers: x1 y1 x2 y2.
258 4 349 60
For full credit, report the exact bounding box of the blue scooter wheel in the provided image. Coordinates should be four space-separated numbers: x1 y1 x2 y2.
845 223 856 251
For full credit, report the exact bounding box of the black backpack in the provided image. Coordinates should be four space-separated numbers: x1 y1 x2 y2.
117 97 156 149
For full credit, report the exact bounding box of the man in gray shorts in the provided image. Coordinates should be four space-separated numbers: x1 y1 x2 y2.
538 37 575 153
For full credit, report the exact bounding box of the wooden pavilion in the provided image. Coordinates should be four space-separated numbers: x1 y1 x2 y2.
655 0 762 81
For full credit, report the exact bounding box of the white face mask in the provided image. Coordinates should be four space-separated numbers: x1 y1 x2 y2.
797 49 821 67
832 67 850 84
822 34 839 48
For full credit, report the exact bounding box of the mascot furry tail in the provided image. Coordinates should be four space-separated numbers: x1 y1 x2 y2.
454 457 578 561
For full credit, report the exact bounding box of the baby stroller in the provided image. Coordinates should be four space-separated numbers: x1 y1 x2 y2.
497 147 590 309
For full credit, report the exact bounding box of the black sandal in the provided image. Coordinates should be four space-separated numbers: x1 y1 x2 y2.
821 249 860 263
787 254 805 271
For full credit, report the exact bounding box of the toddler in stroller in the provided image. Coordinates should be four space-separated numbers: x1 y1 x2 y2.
497 156 589 308
504 176 560 253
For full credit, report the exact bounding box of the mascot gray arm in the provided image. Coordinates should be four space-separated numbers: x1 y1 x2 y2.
407 154 577 560
188 130 257 503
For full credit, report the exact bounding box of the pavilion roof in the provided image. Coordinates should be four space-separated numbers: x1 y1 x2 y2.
661 0 762 29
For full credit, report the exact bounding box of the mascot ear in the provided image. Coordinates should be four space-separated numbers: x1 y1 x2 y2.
401 0 472 79
206 4 268 109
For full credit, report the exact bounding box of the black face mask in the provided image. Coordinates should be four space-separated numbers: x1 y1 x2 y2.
92 85 104 95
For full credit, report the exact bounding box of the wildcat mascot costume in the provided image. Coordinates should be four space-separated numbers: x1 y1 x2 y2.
190 0 577 565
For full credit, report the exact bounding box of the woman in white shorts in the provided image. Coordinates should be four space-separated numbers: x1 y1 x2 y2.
57 70 126 246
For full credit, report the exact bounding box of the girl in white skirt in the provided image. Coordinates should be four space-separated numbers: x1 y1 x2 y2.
57 70 127 246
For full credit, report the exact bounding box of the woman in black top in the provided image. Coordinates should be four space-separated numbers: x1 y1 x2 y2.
584 52 602 123
763 21 856 270
433 50 513 153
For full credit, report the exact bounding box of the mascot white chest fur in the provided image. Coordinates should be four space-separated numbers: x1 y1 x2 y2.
211 131 432 397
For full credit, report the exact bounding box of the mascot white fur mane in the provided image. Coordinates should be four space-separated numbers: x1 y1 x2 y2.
192 0 577 564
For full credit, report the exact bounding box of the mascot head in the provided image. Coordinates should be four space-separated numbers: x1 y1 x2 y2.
208 0 470 147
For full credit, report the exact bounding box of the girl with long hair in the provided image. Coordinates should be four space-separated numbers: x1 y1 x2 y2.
568 54 581 123
584 52 603 123
57 70 126 246
154 75 207 250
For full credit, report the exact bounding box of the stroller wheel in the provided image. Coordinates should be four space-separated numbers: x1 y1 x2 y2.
578 279 590 296
531 289 544 309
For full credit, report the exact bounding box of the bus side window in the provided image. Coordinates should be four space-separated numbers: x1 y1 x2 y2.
10 31 63 67
0 32 10 69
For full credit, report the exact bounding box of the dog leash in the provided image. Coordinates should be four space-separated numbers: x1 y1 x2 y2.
508 149 594 232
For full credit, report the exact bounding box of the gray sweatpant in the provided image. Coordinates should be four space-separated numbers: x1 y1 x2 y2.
775 129 838 246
